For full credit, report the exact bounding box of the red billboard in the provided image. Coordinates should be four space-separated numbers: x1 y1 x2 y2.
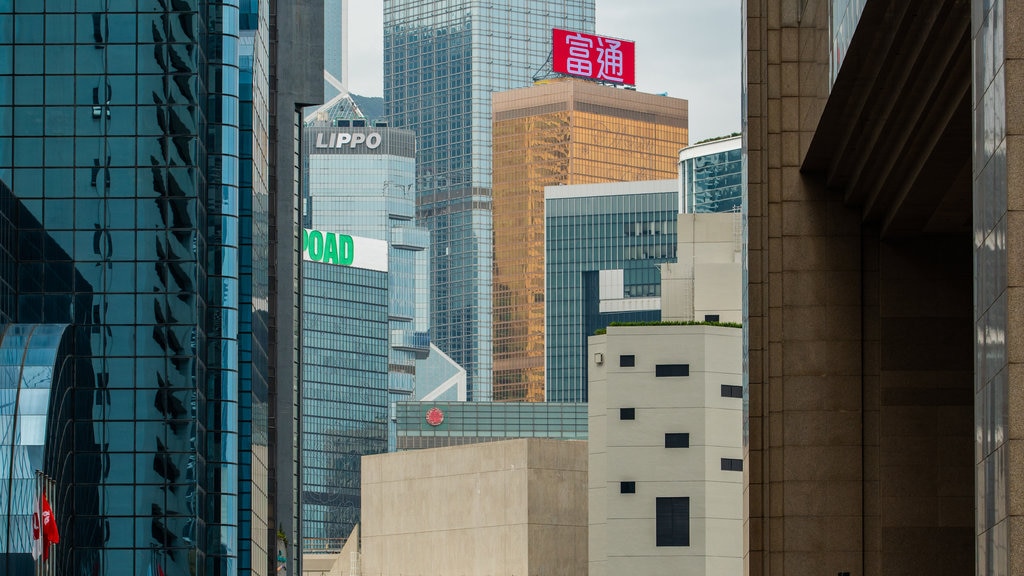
552 28 635 85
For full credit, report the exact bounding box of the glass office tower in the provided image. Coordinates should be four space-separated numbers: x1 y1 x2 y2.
384 0 595 401
2 2 242 572
492 79 688 401
239 1 273 571
323 0 349 100
301 255 389 550
545 180 679 402
302 106 430 421
0 1 322 574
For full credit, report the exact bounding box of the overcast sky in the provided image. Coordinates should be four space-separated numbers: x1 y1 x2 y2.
346 0 742 142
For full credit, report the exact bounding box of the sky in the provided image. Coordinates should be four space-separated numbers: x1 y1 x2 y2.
346 0 742 143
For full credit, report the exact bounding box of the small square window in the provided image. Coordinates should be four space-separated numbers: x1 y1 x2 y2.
665 433 689 448
704 314 720 322
620 481 636 494
721 385 743 398
721 458 743 471
619 408 635 420
619 354 635 367
656 364 689 377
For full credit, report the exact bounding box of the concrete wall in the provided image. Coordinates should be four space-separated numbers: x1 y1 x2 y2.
589 325 743 576
360 438 587 575
662 213 742 323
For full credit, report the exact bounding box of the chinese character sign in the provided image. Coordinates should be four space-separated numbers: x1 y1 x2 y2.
552 28 636 85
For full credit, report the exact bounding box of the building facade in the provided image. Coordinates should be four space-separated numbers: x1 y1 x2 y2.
678 135 742 214
589 325 743 576
744 0 1010 574
588 213 743 576
302 120 430 407
300 238 389 551
395 400 587 450
545 180 679 402
360 438 588 576
384 0 596 401
492 79 688 401
323 0 349 100
0 1 323 574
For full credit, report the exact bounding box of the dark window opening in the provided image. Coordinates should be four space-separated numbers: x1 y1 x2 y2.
620 408 635 420
620 481 636 494
619 354 635 367
721 384 743 398
656 497 690 546
704 314 720 322
656 364 689 377
721 458 743 471
665 433 689 448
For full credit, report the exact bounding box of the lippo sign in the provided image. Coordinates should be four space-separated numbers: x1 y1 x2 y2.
552 28 635 85
302 229 388 272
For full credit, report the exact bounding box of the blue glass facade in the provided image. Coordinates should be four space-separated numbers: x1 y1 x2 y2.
0 324 78 574
0 1 287 573
239 0 272 572
323 0 348 99
545 182 679 402
302 123 430 446
679 136 743 215
384 0 595 401
301 260 388 550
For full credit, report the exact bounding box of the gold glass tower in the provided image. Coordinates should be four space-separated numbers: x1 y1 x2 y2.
491 78 688 401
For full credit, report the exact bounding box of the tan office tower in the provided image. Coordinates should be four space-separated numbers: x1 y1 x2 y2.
491 78 688 402
746 1 1019 575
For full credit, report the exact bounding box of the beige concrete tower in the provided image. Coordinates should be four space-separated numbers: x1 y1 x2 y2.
745 0 1022 574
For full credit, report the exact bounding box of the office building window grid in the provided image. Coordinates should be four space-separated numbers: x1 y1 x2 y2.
301 262 389 548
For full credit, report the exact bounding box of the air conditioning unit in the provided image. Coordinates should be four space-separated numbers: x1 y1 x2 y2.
594 352 604 365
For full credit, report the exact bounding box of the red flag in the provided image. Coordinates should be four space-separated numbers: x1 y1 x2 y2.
40 492 59 560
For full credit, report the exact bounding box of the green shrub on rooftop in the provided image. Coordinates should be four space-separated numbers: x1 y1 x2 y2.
593 320 742 335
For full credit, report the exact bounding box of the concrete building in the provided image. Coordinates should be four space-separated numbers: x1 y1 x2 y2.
360 438 588 576
744 0 1014 574
384 0 595 401
492 78 689 401
588 213 743 576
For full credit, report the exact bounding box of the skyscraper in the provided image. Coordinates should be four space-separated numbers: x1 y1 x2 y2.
323 0 349 100
0 1 323 573
491 78 688 401
545 180 680 402
298 93 431 546
300 236 390 550
384 0 596 401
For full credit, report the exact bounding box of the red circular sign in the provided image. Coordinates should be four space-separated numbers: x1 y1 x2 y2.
425 407 444 426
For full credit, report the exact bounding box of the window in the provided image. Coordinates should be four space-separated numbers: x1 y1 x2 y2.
721 458 743 471
656 497 690 546
620 481 636 494
704 314 720 322
721 384 743 398
619 408 635 420
656 364 689 377
665 433 689 448
619 354 635 367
